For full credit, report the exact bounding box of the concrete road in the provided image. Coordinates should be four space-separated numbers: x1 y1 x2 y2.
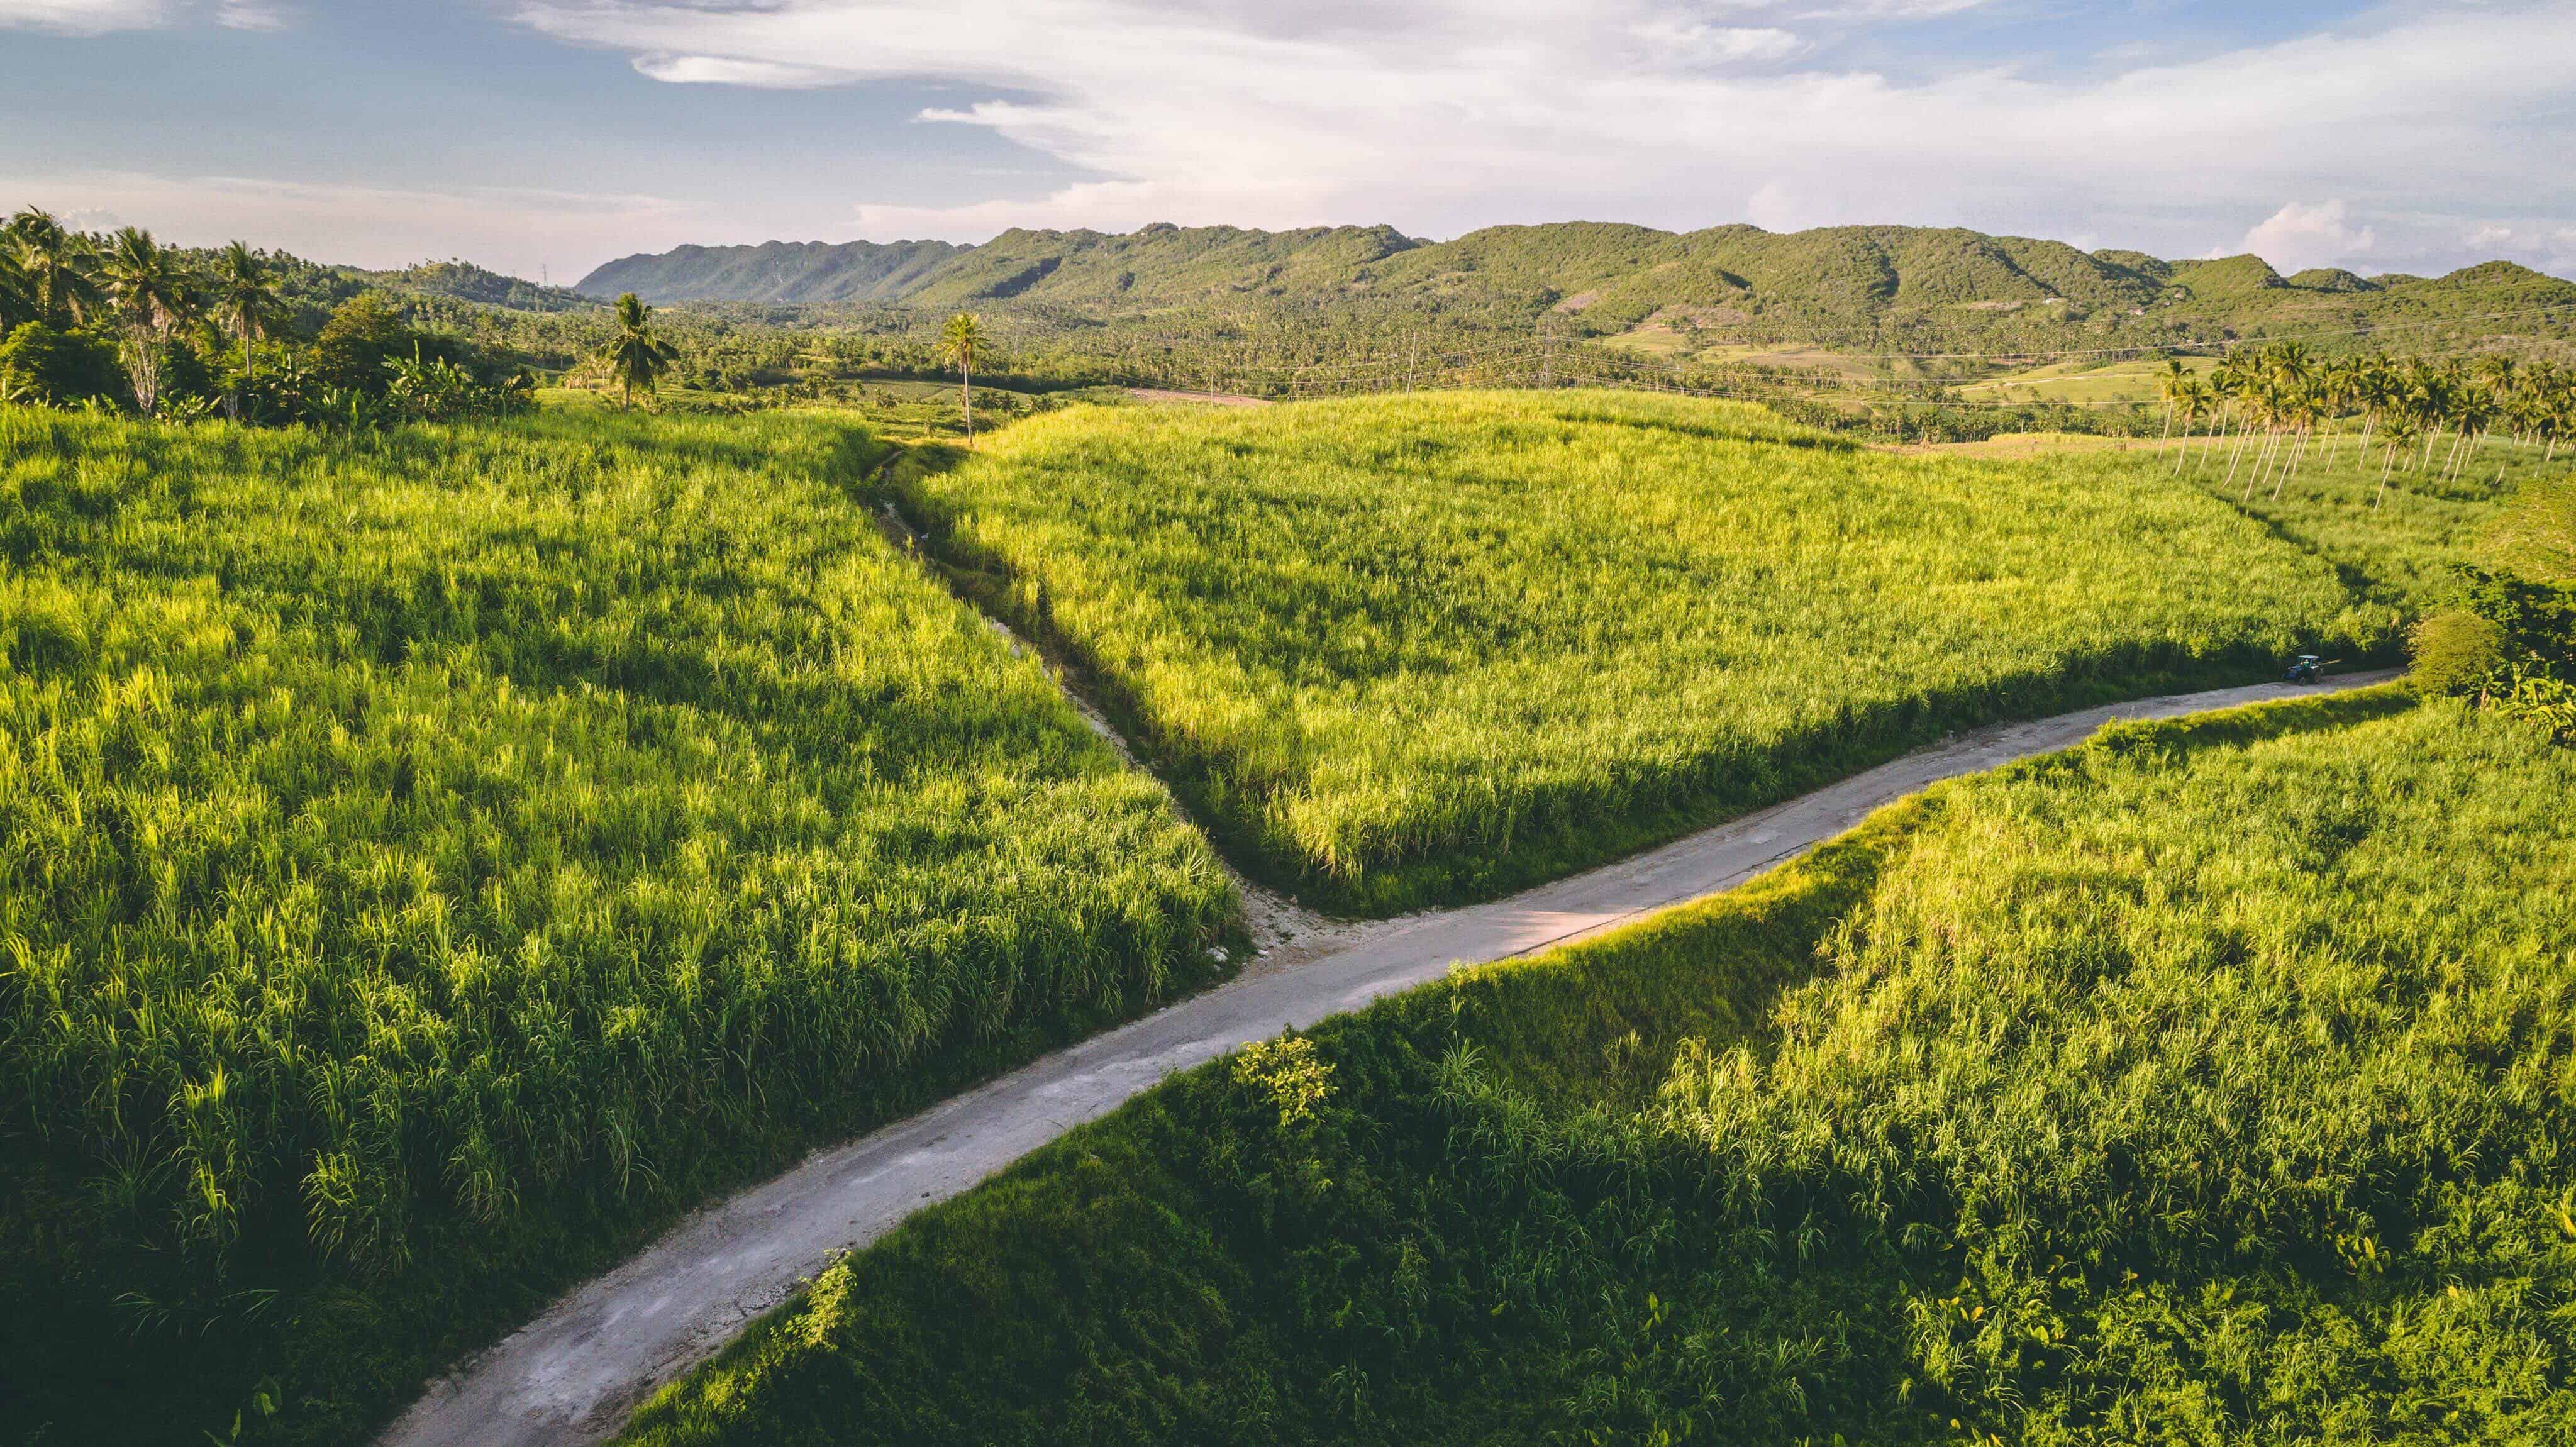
380 672 2392 1447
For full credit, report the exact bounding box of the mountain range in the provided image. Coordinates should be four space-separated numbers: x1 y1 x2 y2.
577 221 2576 345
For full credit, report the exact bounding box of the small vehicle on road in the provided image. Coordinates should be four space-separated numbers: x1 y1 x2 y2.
2285 655 2336 683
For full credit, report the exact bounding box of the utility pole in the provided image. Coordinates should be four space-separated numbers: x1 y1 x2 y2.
1536 317 1553 390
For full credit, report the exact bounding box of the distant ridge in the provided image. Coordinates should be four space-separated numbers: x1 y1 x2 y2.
577 221 2576 340
579 238 966 304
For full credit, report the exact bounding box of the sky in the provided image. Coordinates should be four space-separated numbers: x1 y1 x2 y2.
3 0 2571 286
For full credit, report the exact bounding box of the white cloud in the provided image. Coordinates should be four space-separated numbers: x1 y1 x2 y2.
2241 200 2375 274
0 0 169 33
0 0 288 31
631 53 846 87
506 0 2576 268
1636 21 1806 68
1746 180 1802 233
217 0 287 30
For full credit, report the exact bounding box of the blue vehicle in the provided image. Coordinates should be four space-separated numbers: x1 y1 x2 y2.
2285 654 2335 683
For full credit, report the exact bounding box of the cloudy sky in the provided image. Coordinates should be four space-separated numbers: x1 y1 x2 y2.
3 0 2571 284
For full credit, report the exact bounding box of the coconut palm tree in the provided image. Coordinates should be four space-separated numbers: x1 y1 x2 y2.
600 292 679 408
6 208 99 329
2404 363 2450 474
207 241 286 382
2171 377 2214 475
2445 384 2494 482
2235 374 2285 501
95 226 194 414
2270 379 2319 501
2200 357 2249 474
2156 357 2192 445
2375 413 2419 509
0 247 30 334
2351 355 2397 460
938 311 986 441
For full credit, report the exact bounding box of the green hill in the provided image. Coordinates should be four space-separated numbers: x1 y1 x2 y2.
367 258 599 312
579 238 968 304
578 221 2576 354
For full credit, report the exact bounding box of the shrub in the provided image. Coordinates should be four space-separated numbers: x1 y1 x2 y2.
0 321 126 407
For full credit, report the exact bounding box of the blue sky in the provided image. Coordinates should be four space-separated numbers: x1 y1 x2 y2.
4 1 2570 284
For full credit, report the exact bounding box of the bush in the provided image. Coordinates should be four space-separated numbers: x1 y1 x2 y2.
311 291 479 394
0 321 126 407
2407 606 2506 696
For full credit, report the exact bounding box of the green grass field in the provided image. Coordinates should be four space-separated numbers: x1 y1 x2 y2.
0 406 1234 1445
2172 427 2545 620
893 389 2354 913
1912 424 2539 630
618 689 2576 1446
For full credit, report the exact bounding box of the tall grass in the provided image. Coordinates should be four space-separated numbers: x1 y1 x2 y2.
0 406 1233 1443
898 390 2352 912
2172 428 2544 625
621 692 2576 1446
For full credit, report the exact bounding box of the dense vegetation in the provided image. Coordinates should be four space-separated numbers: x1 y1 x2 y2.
582 221 2576 359
0 208 535 424
621 688 2576 1446
0 406 1234 1444
2159 394 2557 631
895 389 2351 912
24 206 2567 441
2409 470 2576 737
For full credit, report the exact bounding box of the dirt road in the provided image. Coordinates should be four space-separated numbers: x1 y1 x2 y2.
381 672 2393 1447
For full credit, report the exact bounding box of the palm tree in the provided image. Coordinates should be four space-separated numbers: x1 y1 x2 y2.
2404 363 2449 474
2351 356 2397 460
2201 357 2248 474
599 292 679 408
2270 379 2317 501
2170 377 2214 475
2445 384 2494 482
2235 374 2284 500
6 208 99 329
2156 357 2191 446
96 226 194 415
208 241 286 382
2375 413 2419 509
938 311 986 441
0 247 31 335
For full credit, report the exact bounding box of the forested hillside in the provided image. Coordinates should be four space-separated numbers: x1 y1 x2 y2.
579 239 967 305
580 221 2576 353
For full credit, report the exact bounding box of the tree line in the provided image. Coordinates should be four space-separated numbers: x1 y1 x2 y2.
2158 344 2575 506
0 208 532 425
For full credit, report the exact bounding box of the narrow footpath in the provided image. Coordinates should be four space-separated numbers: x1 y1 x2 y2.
382 670 2394 1447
